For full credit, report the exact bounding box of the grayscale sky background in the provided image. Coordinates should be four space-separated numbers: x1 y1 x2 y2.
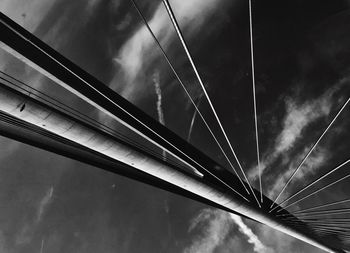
0 0 350 252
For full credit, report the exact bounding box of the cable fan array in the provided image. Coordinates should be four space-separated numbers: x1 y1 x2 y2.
0 0 349 251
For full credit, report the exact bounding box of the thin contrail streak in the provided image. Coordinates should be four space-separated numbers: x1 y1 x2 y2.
153 70 166 159
153 71 165 126
40 239 44 253
187 96 202 142
37 186 54 222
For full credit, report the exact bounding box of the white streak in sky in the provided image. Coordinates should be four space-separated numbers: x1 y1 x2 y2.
184 209 273 253
15 188 55 246
183 209 232 253
187 96 202 142
40 239 45 253
187 109 197 142
153 70 165 126
16 187 52 246
230 214 274 253
37 186 54 222
153 70 166 159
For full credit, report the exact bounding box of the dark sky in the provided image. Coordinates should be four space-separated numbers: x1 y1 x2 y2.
0 0 350 252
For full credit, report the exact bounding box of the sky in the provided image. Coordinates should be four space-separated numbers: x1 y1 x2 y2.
0 0 350 252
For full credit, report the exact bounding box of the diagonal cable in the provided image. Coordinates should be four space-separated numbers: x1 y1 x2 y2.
275 159 350 212
290 208 350 217
286 219 350 227
281 172 350 211
162 0 260 206
270 97 350 209
294 218 350 222
248 0 263 203
292 198 350 215
130 0 251 196
293 210 350 218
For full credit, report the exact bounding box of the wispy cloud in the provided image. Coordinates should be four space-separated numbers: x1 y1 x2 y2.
268 145 328 198
183 209 232 253
110 0 231 102
15 224 32 245
115 13 132 31
15 186 54 246
256 225 296 253
37 186 54 222
274 97 331 154
248 82 347 198
184 209 273 253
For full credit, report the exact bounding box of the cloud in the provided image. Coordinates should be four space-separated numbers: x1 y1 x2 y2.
0 0 56 32
37 186 54 222
274 96 331 154
229 214 274 253
110 0 230 101
269 89 333 165
115 13 133 31
184 209 274 253
183 209 232 253
267 145 328 199
15 186 54 246
15 224 32 245
215 236 244 253
256 225 295 253
248 81 347 199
